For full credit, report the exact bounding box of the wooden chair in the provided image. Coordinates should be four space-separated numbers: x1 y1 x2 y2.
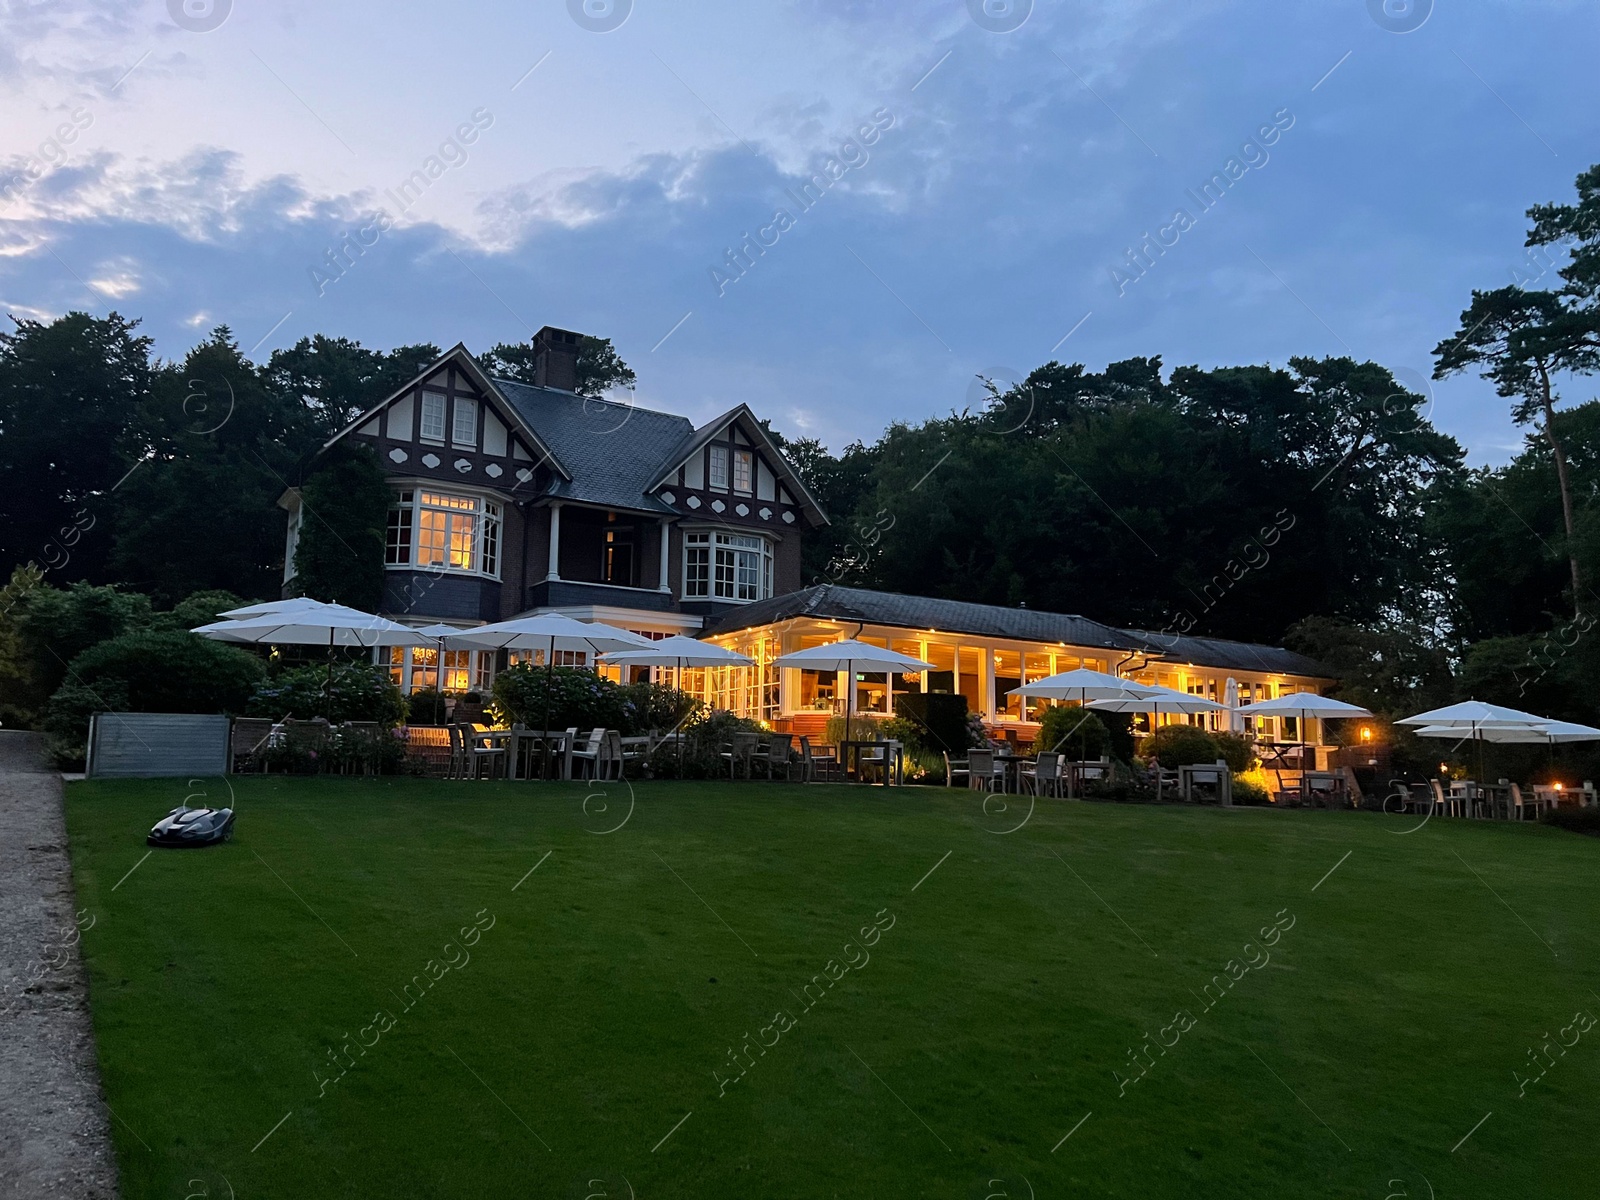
752 733 794 780
943 751 970 789
855 740 900 786
1430 778 1458 817
797 735 837 783
568 728 609 780
719 732 760 780
451 723 505 780
1510 783 1540 821
966 749 1002 792
1022 752 1064 798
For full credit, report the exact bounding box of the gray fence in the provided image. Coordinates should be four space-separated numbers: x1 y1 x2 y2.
86 713 231 779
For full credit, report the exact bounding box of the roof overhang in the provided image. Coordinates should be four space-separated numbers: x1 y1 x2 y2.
649 403 829 526
320 343 571 481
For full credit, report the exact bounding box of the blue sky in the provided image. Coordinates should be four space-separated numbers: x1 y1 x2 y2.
1 0 1593 461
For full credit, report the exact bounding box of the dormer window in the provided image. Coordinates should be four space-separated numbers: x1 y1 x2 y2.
709 445 730 491
420 392 447 442
733 448 753 493
452 398 477 448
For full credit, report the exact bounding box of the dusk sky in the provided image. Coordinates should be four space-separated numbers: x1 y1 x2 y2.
2 0 1593 461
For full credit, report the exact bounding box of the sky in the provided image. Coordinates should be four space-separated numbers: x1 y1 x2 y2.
0 0 1594 463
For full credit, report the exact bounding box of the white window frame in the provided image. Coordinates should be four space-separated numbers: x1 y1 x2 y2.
708 445 730 491
732 448 753 494
452 398 477 448
384 487 502 579
420 391 447 442
682 529 773 602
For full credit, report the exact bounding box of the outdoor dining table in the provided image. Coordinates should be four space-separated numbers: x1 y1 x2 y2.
839 740 904 786
481 728 573 780
992 752 1035 794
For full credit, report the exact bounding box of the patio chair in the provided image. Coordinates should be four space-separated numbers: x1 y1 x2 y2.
451 723 506 781
966 749 1003 793
1022 752 1064 799
1510 783 1540 821
943 751 970 789
615 733 650 779
1429 778 1457 817
568 728 609 780
719 732 760 780
752 733 795 780
797 735 837 783
855 740 899 786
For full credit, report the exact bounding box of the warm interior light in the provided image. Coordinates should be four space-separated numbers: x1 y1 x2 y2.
1360 726 1372 742
1440 762 1448 774
1555 782 1564 790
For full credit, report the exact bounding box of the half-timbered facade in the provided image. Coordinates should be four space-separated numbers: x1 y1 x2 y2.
280 328 828 690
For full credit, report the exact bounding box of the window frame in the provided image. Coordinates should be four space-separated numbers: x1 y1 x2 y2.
384 487 503 580
732 448 753 494
708 444 730 491
681 528 773 603
452 398 477 448
420 391 447 443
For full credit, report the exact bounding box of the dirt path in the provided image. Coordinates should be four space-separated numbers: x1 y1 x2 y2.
0 731 118 1199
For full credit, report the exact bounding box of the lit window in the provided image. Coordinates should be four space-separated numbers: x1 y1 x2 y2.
682 530 772 602
420 392 447 441
733 449 753 493
452 399 477 447
386 489 501 578
709 446 729 490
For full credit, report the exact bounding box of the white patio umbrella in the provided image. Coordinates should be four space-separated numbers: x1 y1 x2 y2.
1235 692 1374 763
1398 700 1554 784
1223 678 1242 733
1089 684 1230 801
600 635 756 771
1006 667 1153 788
193 606 423 718
218 597 371 621
772 640 933 754
447 613 652 776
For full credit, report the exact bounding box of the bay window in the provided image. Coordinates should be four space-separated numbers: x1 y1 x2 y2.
683 530 773 602
384 489 502 578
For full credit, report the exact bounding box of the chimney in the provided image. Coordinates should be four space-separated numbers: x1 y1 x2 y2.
533 326 581 391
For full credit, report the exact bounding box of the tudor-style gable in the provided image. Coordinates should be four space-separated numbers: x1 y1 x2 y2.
649 404 828 532
327 344 566 495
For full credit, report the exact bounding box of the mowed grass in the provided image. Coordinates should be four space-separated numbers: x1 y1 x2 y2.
64 776 1600 1199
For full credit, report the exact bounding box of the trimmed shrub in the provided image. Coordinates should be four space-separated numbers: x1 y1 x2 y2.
247 662 405 725
1212 731 1254 773
406 688 450 726
1033 706 1111 760
43 629 266 766
893 693 974 754
1138 724 1222 767
1541 806 1600 837
493 664 628 732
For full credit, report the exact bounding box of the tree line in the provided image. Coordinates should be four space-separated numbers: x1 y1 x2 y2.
6 165 1600 742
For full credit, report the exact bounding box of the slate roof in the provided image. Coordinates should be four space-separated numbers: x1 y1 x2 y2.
492 380 695 514
700 584 1332 679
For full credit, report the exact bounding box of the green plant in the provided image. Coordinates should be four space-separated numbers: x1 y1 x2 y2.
1033 706 1110 759
247 662 405 725
406 688 450 726
892 693 973 754
43 629 265 766
1138 724 1222 767
647 710 764 779
292 442 390 610
1212 730 1255 773
492 664 627 732
1232 774 1271 805
1541 806 1600 836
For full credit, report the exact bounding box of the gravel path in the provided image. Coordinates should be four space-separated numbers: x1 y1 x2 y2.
0 731 118 1199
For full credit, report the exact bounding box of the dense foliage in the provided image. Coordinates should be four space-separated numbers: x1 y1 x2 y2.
246 662 406 725
43 629 265 765
490 663 700 736
291 443 391 610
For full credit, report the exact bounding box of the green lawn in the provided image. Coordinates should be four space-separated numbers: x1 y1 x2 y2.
64 776 1600 1199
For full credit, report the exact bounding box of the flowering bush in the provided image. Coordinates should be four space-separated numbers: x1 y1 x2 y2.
492 664 700 736
246 662 405 725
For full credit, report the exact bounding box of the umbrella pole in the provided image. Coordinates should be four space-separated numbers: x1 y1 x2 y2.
845 660 853 780
541 634 555 780
325 628 335 721
677 656 685 778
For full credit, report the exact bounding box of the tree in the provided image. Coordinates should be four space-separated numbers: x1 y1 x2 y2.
1434 287 1587 615
291 442 391 609
265 335 441 439
481 335 636 397
0 311 154 584
109 329 311 602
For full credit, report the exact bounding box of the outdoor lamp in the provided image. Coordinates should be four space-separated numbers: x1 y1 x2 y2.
1360 726 1372 742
